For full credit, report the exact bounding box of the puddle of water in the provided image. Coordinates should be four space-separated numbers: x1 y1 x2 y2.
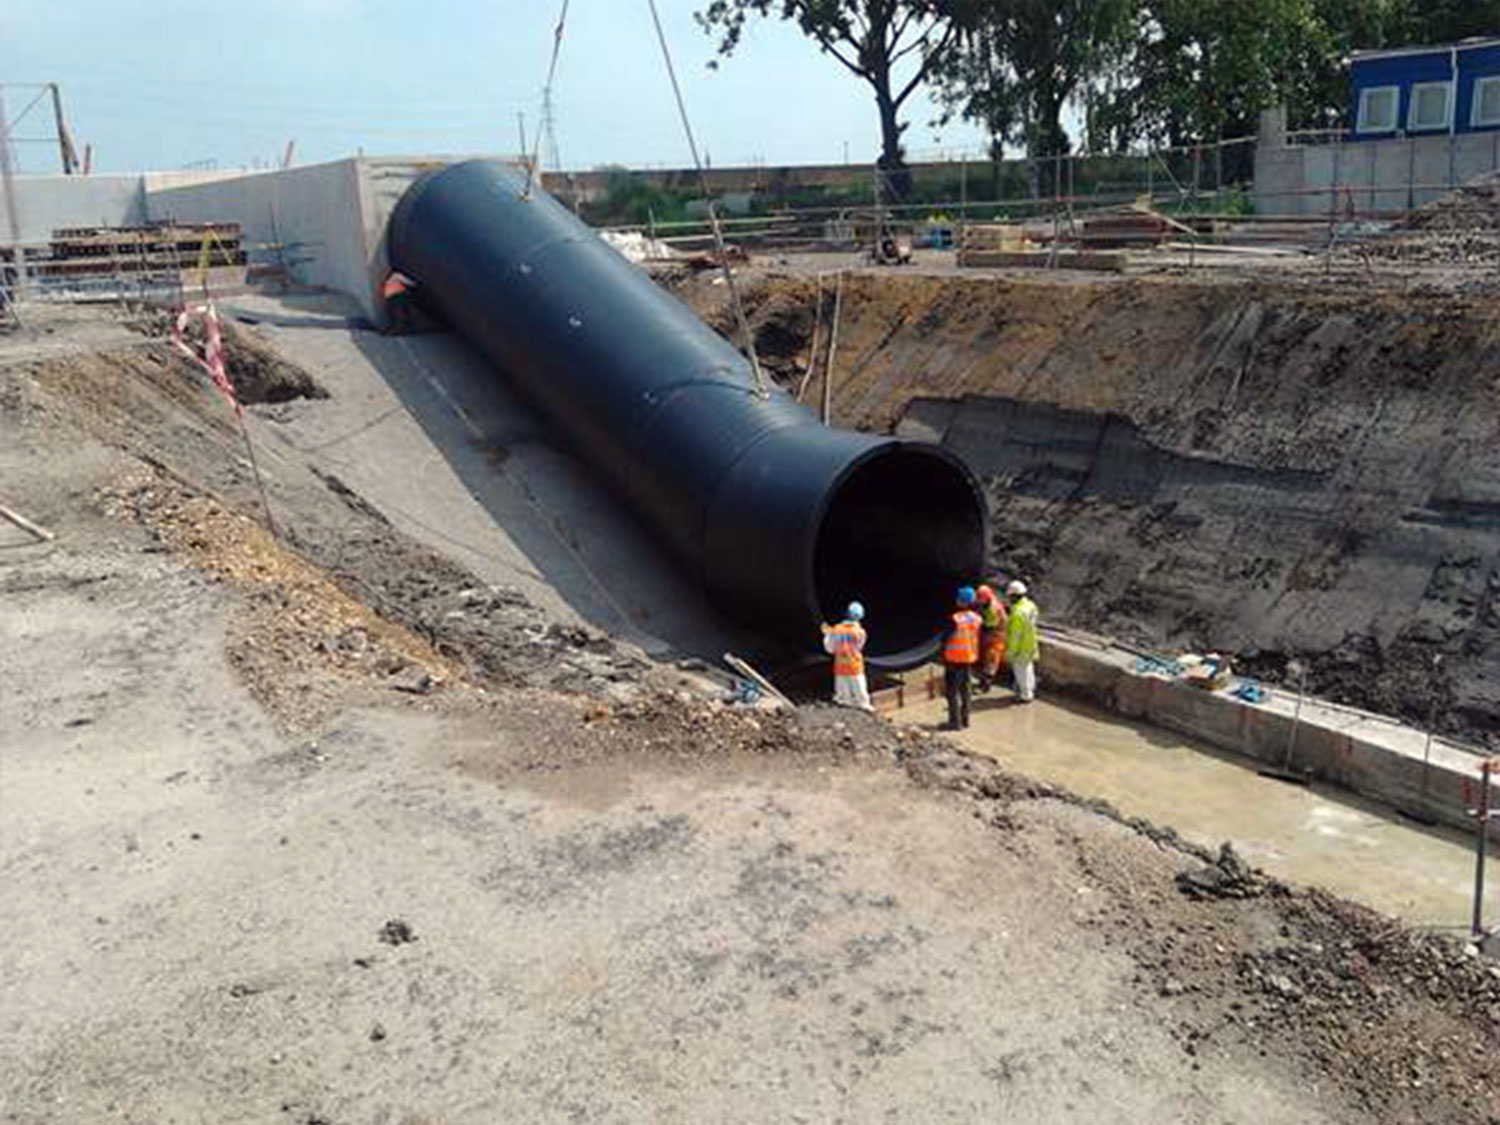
897 692 1494 930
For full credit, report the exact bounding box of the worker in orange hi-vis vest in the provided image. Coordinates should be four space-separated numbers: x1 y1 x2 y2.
975 584 1008 693
942 587 983 731
822 601 872 712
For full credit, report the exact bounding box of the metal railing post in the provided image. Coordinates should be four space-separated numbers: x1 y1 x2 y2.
1474 758 1498 940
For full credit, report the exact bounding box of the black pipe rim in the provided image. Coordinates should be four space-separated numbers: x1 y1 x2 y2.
805 439 988 669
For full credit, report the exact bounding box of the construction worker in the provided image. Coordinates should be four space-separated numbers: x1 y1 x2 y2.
975 584 1008 693
822 601 872 712
382 269 416 334
942 587 983 730
1006 580 1041 703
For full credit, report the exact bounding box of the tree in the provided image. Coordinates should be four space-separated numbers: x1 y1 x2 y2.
1390 0 1500 45
1096 0 1500 154
934 0 1137 194
696 1 971 197
1094 0 1335 149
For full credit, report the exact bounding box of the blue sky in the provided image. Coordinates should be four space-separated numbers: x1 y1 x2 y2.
3 0 985 174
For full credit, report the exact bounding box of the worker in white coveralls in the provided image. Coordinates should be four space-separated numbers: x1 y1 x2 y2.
822 602 873 711
1006 580 1041 703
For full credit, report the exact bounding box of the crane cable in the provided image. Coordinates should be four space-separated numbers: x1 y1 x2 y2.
645 0 769 399
521 0 570 200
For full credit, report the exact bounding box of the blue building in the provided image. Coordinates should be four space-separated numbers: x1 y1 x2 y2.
1351 38 1500 138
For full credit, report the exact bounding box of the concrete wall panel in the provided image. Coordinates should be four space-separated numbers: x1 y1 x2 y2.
146 159 377 319
1256 130 1499 217
1454 131 1500 187
1 175 146 242
1039 632 1493 836
1371 141 1414 212
1 170 241 244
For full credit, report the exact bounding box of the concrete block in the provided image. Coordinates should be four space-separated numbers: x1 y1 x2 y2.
147 159 376 319
1037 630 1495 837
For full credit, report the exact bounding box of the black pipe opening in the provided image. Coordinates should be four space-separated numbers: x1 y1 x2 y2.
813 445 987 667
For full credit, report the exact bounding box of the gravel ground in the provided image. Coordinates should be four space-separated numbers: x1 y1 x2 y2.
2 307 1498 1123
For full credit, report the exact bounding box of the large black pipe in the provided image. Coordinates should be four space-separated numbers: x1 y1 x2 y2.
388 160 985 665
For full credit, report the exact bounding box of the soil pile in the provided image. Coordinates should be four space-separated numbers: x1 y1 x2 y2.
137 309 328 404
1402 171 1500 233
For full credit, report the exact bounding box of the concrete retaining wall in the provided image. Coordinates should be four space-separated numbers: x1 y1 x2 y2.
146 159 378 320
1 170 242 244
1040 630 1496 839
2 175 145 243
140 154 511 323
1255 131 1500 216
7 156 515 322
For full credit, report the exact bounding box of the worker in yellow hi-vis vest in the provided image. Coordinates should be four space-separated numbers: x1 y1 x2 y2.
1006 580 1041 703
822 601 872 711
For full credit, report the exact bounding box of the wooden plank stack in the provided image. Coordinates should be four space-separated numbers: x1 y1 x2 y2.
0 222 249 301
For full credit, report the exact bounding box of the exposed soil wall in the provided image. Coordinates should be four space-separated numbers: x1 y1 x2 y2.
679 270 1500 743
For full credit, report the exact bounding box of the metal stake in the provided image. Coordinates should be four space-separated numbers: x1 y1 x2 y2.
1259 660 1310 785
1474 758 1496 940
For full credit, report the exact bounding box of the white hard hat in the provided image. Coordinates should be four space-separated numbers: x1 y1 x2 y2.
1007 580 1028 597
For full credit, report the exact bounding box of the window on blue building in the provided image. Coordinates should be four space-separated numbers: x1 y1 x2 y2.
1407 81 1453 131
1476 77 1500 128
1357 86 1399 133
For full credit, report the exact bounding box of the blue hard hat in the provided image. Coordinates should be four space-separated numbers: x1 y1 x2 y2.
846 601 865 621
957 586 976 606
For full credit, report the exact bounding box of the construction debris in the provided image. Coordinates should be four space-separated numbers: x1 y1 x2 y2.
956 248 1129 272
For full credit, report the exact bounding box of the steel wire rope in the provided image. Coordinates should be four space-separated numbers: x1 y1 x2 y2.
521 0 570 201
644 0 768 399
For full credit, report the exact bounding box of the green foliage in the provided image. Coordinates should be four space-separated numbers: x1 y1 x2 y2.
691 0 1499 200
1092 0 1335 148
1386 0 1500 44
579 168 698 227
696 1 972 193
1084 0 1500 153
934 0 1500 169
934 0 1137 161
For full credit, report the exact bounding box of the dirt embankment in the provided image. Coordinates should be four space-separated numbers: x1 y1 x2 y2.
679 269 1500 743
2 313 669 731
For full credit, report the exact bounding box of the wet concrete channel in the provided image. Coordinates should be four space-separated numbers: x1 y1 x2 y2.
895 691 1495 932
